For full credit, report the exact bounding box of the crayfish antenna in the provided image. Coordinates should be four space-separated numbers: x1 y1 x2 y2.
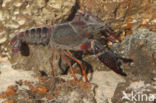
105 28 121 43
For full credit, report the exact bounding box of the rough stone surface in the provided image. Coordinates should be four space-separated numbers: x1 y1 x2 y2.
0 61 124 103
112 29 156 82
112 80 156 103
79 0 156 37
111 29 156 103
0 60 38 92
91 71 125 103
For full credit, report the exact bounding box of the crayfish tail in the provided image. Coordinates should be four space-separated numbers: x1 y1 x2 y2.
10 35 22 53
20 27 51 45
10 26 52 53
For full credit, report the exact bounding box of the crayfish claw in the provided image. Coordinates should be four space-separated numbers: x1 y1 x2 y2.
98 51 128 76
120 58 133 63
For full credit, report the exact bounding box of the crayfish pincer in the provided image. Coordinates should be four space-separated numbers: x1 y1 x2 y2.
10 10 132 82
98 51 133 76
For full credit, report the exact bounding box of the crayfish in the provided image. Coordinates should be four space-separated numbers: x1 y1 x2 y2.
10 10 132 82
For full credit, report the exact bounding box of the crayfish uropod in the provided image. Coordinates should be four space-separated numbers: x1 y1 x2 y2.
10 10 132 82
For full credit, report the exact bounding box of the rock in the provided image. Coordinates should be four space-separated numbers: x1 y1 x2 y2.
48 0 62 9
112 29 156 81
13 8 20 15
112 80 156 103
79 0 156 32
91 71 125 103
16 15 26 25
0 10 3 21
0 9 10 22
2 0 12 8
0 36 7 44
0 64 125 103
35 0 46 8
0 24 7 44
153 77 156 81
0 31 7 44
0 60 37 92
5 21 20 29
111 29 156 102
13 0 23 7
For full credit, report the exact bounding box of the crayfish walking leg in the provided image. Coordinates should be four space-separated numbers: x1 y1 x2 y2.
64 50 89 82
60 51 78 81
49 46 55 76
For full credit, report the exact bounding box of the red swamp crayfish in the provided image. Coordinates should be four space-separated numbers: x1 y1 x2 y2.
10 10 132 82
